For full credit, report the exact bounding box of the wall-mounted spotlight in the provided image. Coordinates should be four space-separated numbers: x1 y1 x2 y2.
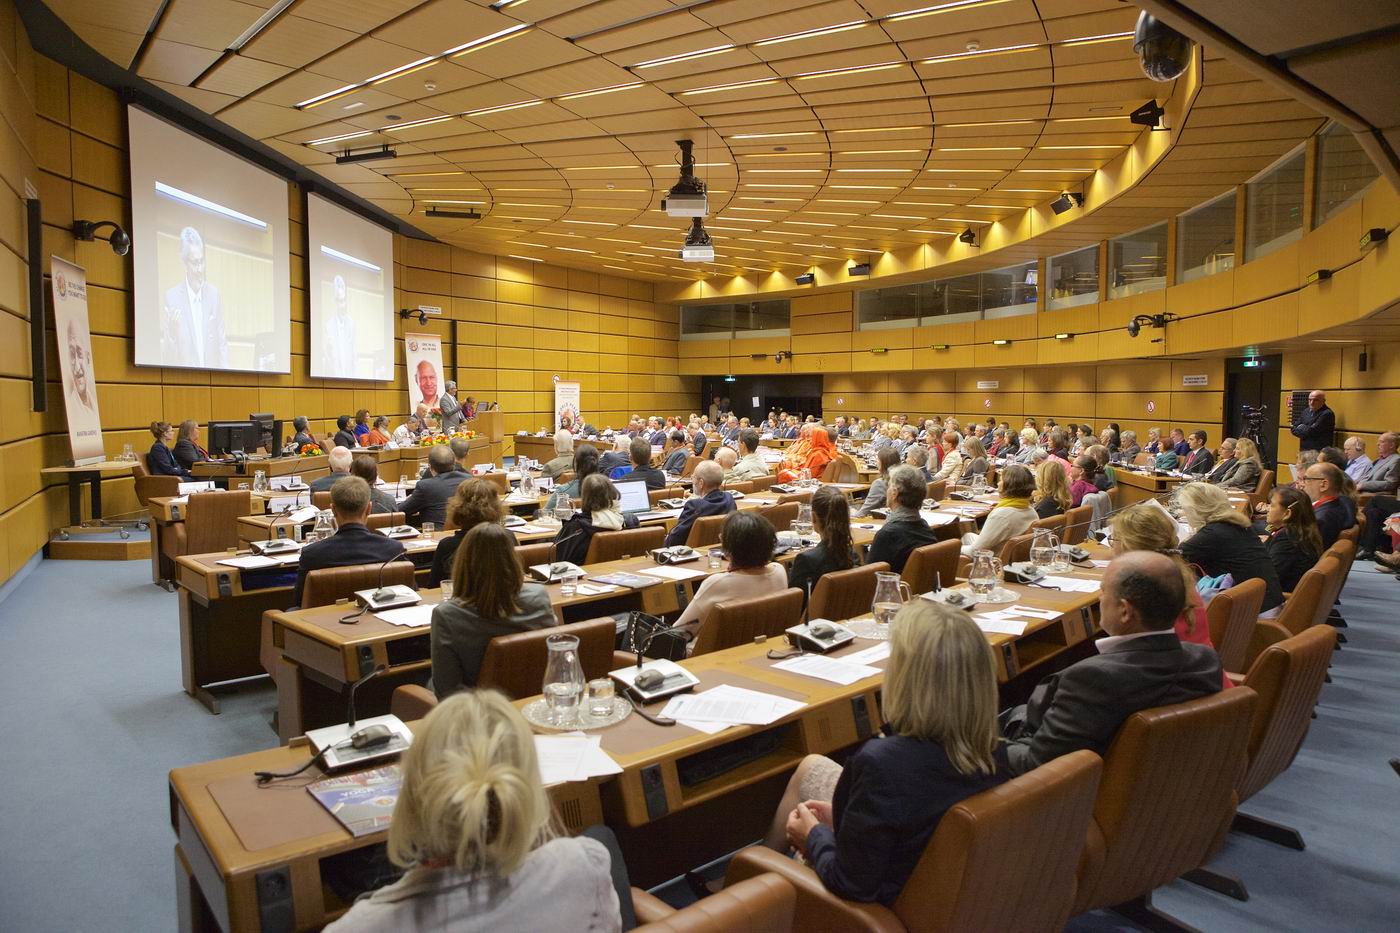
1126 312 1178 337
1050 191 1085 215
992 339 1011 346
425 207 481 219
1360 227 1389 252
1129 99 1167 130
336 145 397 164
931 343 950 351
1305 268 1333 285
794 272 815 285
72 219 130 255
848 262 871 276
1054 332 1074 340
958 228 978 246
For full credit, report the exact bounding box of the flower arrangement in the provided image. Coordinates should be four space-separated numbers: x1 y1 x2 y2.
450 430 477 440
418 434 451 447
299 443 323 456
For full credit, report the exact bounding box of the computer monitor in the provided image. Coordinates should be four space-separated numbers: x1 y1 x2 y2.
613 479 651 514
249 412 282 454
208 420 260 456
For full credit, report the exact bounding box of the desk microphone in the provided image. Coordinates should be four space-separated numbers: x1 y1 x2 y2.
347 664 386 730
371 553 413 604
548 524 588 578
254 665 388 784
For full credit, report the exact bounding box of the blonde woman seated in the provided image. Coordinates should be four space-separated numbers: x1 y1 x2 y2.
759 601 1008 905
1032 458 1072 519
672 511 786 646
1012 427 1043 464
958 436 989 482
325 691 626 932
1177 482 1284 614
1217 437 1264 491
961 464 1036 556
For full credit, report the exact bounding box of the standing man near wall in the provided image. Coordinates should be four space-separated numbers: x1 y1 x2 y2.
1291 390 1335 454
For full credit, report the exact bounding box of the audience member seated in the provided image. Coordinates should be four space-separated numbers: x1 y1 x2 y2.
323 691 624 932
399 446 469 529
788 486 859 607
173 419 209 472
351 455 397 514
903 443 933 483
1211 437 1263 490
673 511 786 644
1111 505 1228 688
550 444 601 500
553 475 639 565
780 424 836 481
430 478 503 588
599 435 632 476
148 421 192 478
961 464 1036 556
392 414 422 446
1177 482 1284 613
855 448 901 519
1262 487 1324 594
929 432 963 482
1180 430 1215 474
958 436 988 483
1045 430 1072 474
1342 435 1372 483
1153 440 1179 470
1032 458 1070 519
1170 427 1190 457
1085 444 1115 491
1118 429 1142 463
293 477 406 606
1144 427 1164 456
664 461 735 547
1012 427 1043 464
624 437 666 489
289 415 316 453
1358 433 1400 561
333 414 358 450
540 430 575 478
868 465 938 574
662 431 689 474
729 429 770 481
1068 455 1099 507
353 409 371 442
1302 461 1356 549
760 601 1009 905
430 523 556 697
310 446 354 493
999 551 1223 775
365 416 391 447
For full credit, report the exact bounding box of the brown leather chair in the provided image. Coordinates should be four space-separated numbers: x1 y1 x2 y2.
634 873 795 932
1031 513 1066 536
585 526 665 563
1248 469 1275 509
164 490 252 559
302 562 416 608
312 490 332 509
390 684 438 722
475 471 509 493
692 587 805 656
1071 687 1258 925
685 514 727 548
1062 505 1093 544
726 750 1103 933
681 455 703 477
1206 577 1266 674
515 542 552 570
808 561 890 621
365 511 407 530
135 473 180 508
1000 532 1034 565
649 487 686 507
822 455 860 484
1247 558 1334 665
900 539 961 594
925 479 947 502
777 490 815 506
477 617 614 700
760 502 798 532
1133 453 1154 466
723 481 756 495
749 475 778 492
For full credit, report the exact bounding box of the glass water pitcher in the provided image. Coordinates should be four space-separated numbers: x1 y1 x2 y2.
543 633 584 725
871 571 912 625
968 549 1003 596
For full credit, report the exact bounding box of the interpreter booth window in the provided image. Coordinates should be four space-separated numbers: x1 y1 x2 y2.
733 299 791 338
1046 245 1099 309
1176 190 1236 283
856 285 919 330
1108 222 1167 299
1244 146 1305 262
680 303 735 340
1314 123 1379 226
980 261 1038 319
921 273 982 323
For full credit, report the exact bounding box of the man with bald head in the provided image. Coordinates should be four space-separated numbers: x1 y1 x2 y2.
665 459 735 547
1291 389 1335 454
999 551 1223 775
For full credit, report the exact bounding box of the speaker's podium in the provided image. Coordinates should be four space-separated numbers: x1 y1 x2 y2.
469 409 504 464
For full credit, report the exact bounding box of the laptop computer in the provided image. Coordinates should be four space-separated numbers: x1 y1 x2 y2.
612 479 652 515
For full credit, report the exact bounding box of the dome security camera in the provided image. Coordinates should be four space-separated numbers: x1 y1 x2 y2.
1133 12 1193 82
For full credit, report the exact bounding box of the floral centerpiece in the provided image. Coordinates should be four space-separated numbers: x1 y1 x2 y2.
418 430 477 447
450 430 477 440
298 443 323 456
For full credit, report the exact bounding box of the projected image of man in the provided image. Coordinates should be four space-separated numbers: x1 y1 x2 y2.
161 227 228 368
415 360 440 411
321 274 356 377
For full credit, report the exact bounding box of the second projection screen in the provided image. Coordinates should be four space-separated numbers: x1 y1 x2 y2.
308 193 394 380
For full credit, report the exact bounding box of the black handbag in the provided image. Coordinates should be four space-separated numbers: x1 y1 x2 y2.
624 610 690 662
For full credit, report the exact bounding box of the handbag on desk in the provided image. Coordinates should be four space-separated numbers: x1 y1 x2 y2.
625 610 691 661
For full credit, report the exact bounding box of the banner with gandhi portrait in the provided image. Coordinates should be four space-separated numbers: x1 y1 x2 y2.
404 332 445 423
51 257 105 465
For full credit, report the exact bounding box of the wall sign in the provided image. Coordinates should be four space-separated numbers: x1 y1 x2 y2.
984 398 992 409
837 397 845 406
976 380 999 390
1181 374 1209 387
1146 400 1156 413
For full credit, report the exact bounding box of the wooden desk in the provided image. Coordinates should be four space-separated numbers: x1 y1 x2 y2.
170 561 1106 930
148 493 270 587
193 455 329 482
512 434 559 464
40 460 136 526
1113 468 1189 507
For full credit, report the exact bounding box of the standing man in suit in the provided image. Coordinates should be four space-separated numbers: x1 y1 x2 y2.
321 274 356 377
161 227 228 369
1180 430 1215 475
292 476 406 606
310 446 354 493
397 445 468 528
439 381 465 432
1304 461 1356 548
1291 390 1335 454
665 461 735 546
999 551 1223 776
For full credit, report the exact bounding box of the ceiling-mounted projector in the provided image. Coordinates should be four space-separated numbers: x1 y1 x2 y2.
661 138 708 218
680 216 714 262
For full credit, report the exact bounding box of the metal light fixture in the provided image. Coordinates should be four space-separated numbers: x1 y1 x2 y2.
337 145 397 164
1130 99 1167 130
1050 191 1084 215
958 228 977 246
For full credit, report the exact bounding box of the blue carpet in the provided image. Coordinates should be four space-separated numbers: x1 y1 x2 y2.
0 557 1397 931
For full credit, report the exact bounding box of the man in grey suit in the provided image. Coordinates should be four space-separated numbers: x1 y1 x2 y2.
161 226 228 368
1000 551 1222 776
396 445 468 528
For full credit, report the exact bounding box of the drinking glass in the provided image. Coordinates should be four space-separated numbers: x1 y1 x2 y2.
707 548 725 569
121 444 134 461
871 571 911 625
587 679 615 719
543 634 583 726
421 521 435 538
560 568 581 597
398 474 408 494
439 579 454 600
253 469 268 492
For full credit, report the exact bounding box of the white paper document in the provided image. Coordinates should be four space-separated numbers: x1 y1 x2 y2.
217 554 278 570
972 614 1030 637
640 565 707 582
575 582 619 596
842 642 892 665
375 604 436 628
1041 576 1102 593
535 733 622 785
772 655 880 686
677 719 732 735
285 505 320 525
178 481 215 495
660 685 805 725
920 510 960 527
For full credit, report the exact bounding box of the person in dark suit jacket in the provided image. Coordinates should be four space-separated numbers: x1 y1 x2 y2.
293 476 407 606
289 416 316 453
1180 430 1215 475
173 419 209 473
1000 552 1223 775
662 432 690 474
625 437 666 490
1302 461 1355 548
664 461 735 547
1291 390 1336 454
333 415 358 450
866 466 938 575
397 446 469 528
788 487 860 608
599 435 632 475
1263 488 1324 593
310 446 354 493
428 478 504 588
147 421 192 478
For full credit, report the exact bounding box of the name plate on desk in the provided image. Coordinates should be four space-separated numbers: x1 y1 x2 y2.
269 475 304 490
178 481 216 495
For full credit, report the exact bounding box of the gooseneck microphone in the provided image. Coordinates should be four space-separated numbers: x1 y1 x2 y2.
347 664 386 730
